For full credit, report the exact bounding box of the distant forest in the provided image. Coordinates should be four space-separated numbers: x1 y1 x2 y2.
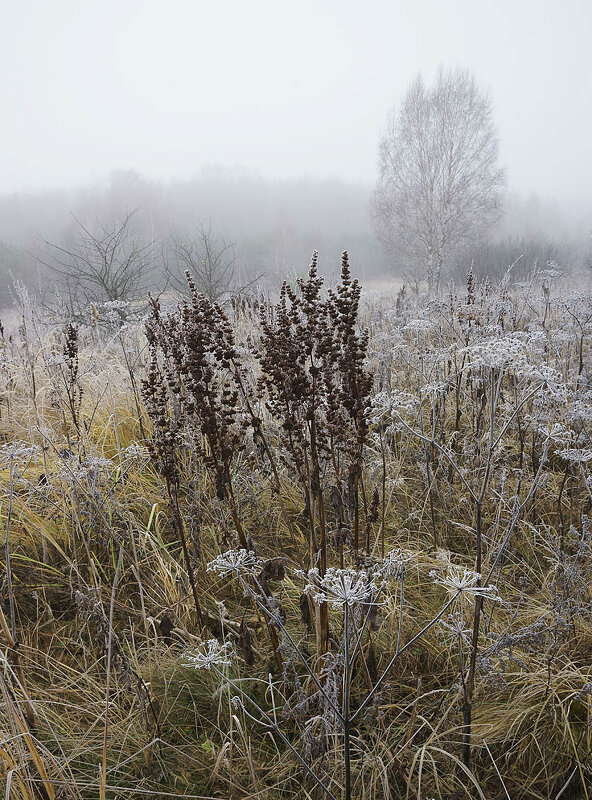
0 167 590 306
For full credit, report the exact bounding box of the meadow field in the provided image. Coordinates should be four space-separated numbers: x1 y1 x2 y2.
0 258 591 800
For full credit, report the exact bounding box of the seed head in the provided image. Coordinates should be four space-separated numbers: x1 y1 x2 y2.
207 549 262 577
430 566 499 600
183 639 233 670
301 567 379 608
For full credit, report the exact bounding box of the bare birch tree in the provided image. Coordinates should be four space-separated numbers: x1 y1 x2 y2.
372 67 505 292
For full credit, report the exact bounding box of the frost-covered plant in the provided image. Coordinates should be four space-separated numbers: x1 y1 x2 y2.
430 566 499 600
139 259 592 793
257 253 374 654
183 639 234 670
300 567 380 608
206 548 263 577
364 275 587 768
185 547 485 800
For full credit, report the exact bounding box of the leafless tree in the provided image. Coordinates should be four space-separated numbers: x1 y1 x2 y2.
39 210 155 319
165 222 262 303
371 67 505 293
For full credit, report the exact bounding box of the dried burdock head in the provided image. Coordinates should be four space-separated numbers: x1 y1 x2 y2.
299 592 313 632
238 617 255 666
258 252 373 459
326 252 373 438
257 262 319 472
141 342 181 486
466 264 475 306
257 557 286 596
63 321 79 381
61 320 82 430
368 488 380 523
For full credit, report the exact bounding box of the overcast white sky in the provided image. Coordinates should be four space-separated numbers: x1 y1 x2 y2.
2 0 591 208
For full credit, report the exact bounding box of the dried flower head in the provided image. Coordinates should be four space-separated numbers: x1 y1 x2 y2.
183 639 233 670
301 567 379 608
438 612 472 646
556 448 592 463
377 548 413 580
0 443 41 463
206 549 262 576
430 566 499 600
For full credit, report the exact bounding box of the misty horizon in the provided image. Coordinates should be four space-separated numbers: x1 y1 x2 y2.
2 0 592 213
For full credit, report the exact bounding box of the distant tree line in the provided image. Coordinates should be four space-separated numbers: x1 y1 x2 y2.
0 154 590 310
0 169 380 311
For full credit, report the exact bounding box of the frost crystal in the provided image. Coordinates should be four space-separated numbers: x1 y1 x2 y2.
404 318 434 333
371 389 418 417
0 443 41 463
556 448 592 464
206 549 262 576
461 332 543 373
183 639 233 670
377 548 413 580
124 443 150 460
536 423 570 444
302 567 378 608
420 382 449 400
438 613 472 646
430 566 499 600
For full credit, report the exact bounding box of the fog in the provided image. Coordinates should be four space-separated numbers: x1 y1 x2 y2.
1 0 591 295
2 0 591 200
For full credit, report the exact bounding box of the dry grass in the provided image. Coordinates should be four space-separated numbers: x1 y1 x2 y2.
1 271 592 799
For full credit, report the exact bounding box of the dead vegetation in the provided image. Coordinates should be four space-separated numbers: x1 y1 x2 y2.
0 259 591 799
